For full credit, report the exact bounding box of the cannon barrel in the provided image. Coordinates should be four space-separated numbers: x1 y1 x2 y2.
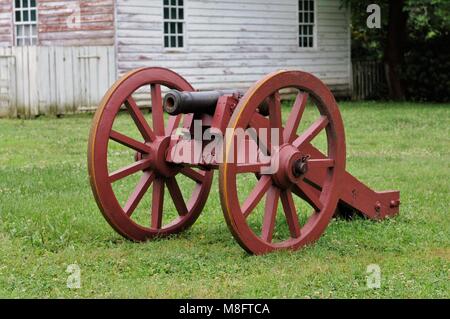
163 90 270 116
163 90 243 115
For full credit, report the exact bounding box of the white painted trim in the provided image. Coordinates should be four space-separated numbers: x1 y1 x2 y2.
296 0 319 52
113 0 119 79
13 0 39 46
162 0 188 53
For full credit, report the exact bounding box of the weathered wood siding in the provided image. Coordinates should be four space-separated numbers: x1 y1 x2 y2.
0 46 116 118
0 0 13 47
38 0 116 46
116 0 352 96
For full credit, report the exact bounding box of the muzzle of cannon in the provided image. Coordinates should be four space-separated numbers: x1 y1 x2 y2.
88 67 400 255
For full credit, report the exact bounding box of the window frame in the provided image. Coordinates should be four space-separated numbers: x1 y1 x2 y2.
162 0 186 52
13 0 39 47
297 0 318 50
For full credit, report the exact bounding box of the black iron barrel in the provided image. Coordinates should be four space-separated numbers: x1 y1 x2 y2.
163 90 244 115
163 90 270 116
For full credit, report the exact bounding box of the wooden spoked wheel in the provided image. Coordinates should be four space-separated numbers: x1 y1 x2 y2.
88 67 213 241
219 70 346 255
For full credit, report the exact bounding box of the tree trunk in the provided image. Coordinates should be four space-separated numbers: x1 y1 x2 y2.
384 0 408 100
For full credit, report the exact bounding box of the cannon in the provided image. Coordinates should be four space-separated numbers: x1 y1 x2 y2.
88 67 400 255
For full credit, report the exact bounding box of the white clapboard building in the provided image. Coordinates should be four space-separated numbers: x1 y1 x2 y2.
0 0 351 118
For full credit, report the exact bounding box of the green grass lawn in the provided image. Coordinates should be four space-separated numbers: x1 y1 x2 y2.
0 101 449 298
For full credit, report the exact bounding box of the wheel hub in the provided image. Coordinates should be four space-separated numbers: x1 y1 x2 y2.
271 145 308 189
136 136 180 178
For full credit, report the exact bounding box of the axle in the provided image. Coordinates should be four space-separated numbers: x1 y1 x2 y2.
163 90 270 116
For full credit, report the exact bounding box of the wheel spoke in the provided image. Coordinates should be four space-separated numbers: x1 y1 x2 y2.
166 177 188 216
293 180 324 212
308 158 335 169
268 92 283 146
249 113 272 155
124 97 156 142
124 171 155 217
283 93 309 143
109 159 152 183
166 115 181 136
261 186 280 243
242 176 272 218
280 190 301 238
151 84 165 136
110 130 152 154
180 167 205 183
293 116 329 149
151 178 165 229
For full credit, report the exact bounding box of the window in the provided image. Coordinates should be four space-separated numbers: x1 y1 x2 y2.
298 0 315 48
163 0 185 49
14 0 38 46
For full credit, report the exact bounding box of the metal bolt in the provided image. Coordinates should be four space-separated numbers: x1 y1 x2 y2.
390 200 401 208
293 160 308 177
375 201 382 212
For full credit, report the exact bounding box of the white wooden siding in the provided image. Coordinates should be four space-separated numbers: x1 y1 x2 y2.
0 0 13 47
38 0 116 46
116 0 351 96
0 46 116 118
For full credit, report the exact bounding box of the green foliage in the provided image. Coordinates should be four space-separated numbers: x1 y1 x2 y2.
403 36 450 102
0 105 449 298
406 0 450 39
342 0 450 102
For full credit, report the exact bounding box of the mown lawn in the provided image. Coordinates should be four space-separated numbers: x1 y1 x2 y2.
0 101 449 298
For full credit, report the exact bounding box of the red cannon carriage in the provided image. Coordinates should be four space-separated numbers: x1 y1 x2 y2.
88 67 400 255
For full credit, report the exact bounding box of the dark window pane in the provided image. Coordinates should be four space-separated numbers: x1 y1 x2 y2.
15 0 21 8
23 10 29 22
178 8 184 20
310 12 314 23
170 23 176 33
164 8 169 19
164 0 169 5
305 12 309 23
30 0 36 7
303 37 308 47
16 11 21 22
171 0 176 5
299 12 303 23
308 37 313 47
22 0 28 8
164 22 169 34
31 10 36 21
177 22 183 33
310 1 314 11
304 0 308 10
164 36 169 47
170 36 176 47
178 36 183 47
179 0 184 5
299 0 303 11
171 8 177 19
